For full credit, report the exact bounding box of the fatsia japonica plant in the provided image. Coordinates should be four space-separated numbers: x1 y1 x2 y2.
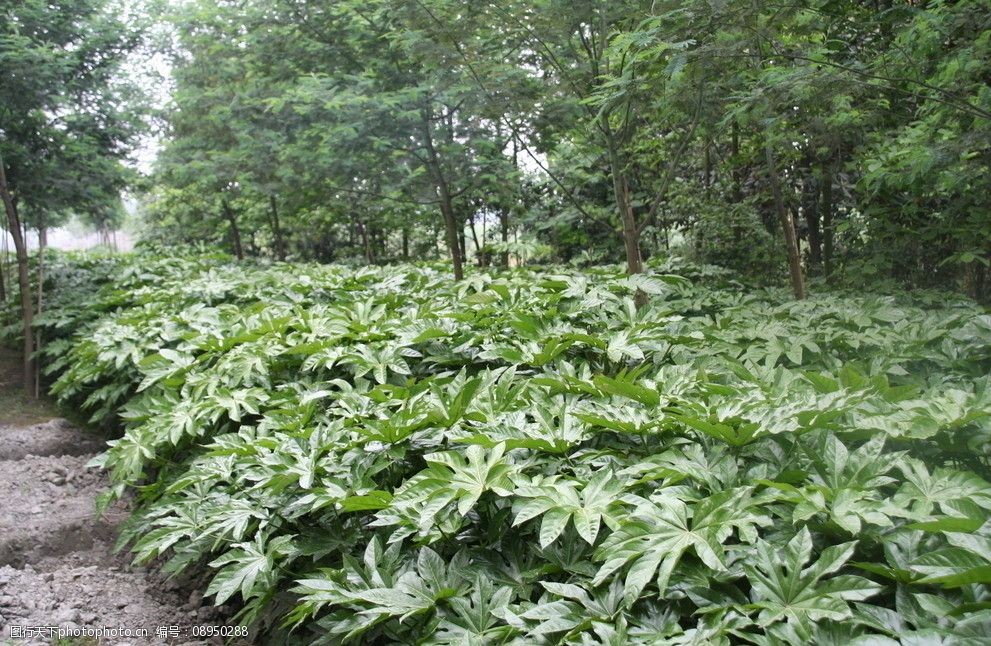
7 249 991 644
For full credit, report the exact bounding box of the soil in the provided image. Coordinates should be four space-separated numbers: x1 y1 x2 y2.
0 371 241 644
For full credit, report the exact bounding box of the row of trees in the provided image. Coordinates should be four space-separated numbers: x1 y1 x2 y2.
3 0 989 391
148 0 990 300
1 0 148 395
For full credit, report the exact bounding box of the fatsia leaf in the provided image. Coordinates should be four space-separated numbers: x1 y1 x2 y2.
593 487 768 606
740 528 881 630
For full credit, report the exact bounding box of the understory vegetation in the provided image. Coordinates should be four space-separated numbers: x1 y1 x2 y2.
4 251 990 644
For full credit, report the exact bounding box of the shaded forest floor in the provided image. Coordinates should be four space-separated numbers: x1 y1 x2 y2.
0 346 58 427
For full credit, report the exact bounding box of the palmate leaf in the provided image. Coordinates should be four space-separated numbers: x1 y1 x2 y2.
424 443 515 516
207 387 270 423
673 411 763 446
512 469 627 547
338 548 469 639
622 444 738 492
431 576 515 644
740 527 882 629
909 521 991 587
606 329 646 363
501 578 626 640
458 400 590 454
593 487 769 606
593 373 661 407
892 458 991 518
912 548 991 587
428 374 483 427
137 347 196 391
207 534 296 604
289 537 407 631
377 443 516 540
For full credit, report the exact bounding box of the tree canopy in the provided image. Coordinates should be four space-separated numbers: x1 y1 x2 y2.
138 0 990 301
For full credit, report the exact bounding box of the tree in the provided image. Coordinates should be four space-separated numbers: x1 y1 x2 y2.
139 0 991 303
0 0 147 395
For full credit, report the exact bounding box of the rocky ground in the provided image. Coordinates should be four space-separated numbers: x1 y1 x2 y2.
0 416 241 645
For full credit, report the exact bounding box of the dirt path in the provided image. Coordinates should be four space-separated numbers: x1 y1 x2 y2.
0 354 236 645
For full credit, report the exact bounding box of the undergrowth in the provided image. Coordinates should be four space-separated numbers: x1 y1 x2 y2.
4 251 991 644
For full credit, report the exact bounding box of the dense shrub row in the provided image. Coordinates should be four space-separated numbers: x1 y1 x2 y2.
6 252 991 644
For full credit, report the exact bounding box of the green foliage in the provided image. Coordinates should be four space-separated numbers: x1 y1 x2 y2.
135 0 991 297
0 0 149 229
16 251 991 643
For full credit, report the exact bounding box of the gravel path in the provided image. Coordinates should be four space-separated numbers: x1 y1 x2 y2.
0 419 237 645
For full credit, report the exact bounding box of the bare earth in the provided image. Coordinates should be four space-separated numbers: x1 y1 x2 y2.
0 417 236 645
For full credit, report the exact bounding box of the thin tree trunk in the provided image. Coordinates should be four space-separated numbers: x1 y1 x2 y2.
359 221 374 263
821 161 835 281
731 122 743 203
36 224 45 316
805 195 822 272
35 222 46 399
499 208 509 268
420 110 463 280
374 225 386 260
765 146 806 299
0 231 6 302
268 194 286 261
443 201 463 280
221 199 244 260
505 136 516 268
703 141 712 189
468 215 482 266
606 145 647 307
402 227 409 260
608 155 644 274
0 154 35 397
481 211 488 267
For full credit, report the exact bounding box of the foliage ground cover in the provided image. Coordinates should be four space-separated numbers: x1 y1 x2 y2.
7 252 991 644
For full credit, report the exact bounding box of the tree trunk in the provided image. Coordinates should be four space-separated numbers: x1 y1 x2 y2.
730 122 743 203
0 154 35 397
359 221 374 263
703 141 712 189
499 208 509 268
821 162 835 281
402 227 409 260
805 193 822 272
35 222 46 399
0 234 6 302
606 145 647 307
505 135 516 269
374 225 386 260
442 201 463 280
36 223 45 316
468 215 483 266
268 195 286 261
608 159 643 274
765 146 806 299
221 199 244 260
420 110 463 280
